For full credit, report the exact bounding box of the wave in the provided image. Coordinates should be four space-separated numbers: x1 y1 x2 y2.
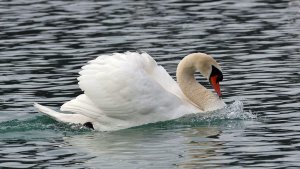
0 116 91 134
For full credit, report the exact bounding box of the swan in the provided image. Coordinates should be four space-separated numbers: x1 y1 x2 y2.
34 52 225 131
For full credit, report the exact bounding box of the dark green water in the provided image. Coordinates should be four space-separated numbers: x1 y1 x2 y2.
1 0 299 168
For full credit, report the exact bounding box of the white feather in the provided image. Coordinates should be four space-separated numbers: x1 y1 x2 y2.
34 103 92 124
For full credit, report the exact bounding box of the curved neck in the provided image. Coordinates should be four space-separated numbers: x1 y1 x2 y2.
176 54 225 111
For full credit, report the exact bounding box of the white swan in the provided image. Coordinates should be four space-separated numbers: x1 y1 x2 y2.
34 52 225 131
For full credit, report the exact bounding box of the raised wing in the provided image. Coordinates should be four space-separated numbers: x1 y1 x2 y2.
61 52 199 129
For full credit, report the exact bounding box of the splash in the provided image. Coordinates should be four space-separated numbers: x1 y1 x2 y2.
177 100 256 122
203 100 257 120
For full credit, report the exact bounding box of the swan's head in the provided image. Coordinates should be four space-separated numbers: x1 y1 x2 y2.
192 53 224 97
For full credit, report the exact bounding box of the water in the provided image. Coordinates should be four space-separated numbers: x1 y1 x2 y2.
0 0 299 168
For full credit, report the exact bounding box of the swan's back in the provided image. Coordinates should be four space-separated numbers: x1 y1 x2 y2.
61 52 198 131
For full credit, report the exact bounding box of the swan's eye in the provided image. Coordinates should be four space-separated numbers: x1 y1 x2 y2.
210 65 223 82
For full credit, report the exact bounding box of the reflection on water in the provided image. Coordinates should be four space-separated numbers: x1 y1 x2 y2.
64 126 224 168
0 0 300 168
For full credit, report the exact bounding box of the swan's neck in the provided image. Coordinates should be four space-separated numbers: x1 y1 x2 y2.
176 54 225 111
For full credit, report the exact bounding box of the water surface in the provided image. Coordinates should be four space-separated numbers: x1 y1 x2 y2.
0 0 300 168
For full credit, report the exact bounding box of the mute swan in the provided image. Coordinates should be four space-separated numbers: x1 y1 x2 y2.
34 52 225 131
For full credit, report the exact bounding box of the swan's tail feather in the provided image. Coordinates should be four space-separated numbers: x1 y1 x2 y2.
34 103 92 124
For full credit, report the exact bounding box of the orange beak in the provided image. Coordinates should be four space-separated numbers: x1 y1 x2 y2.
209 75 222 97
